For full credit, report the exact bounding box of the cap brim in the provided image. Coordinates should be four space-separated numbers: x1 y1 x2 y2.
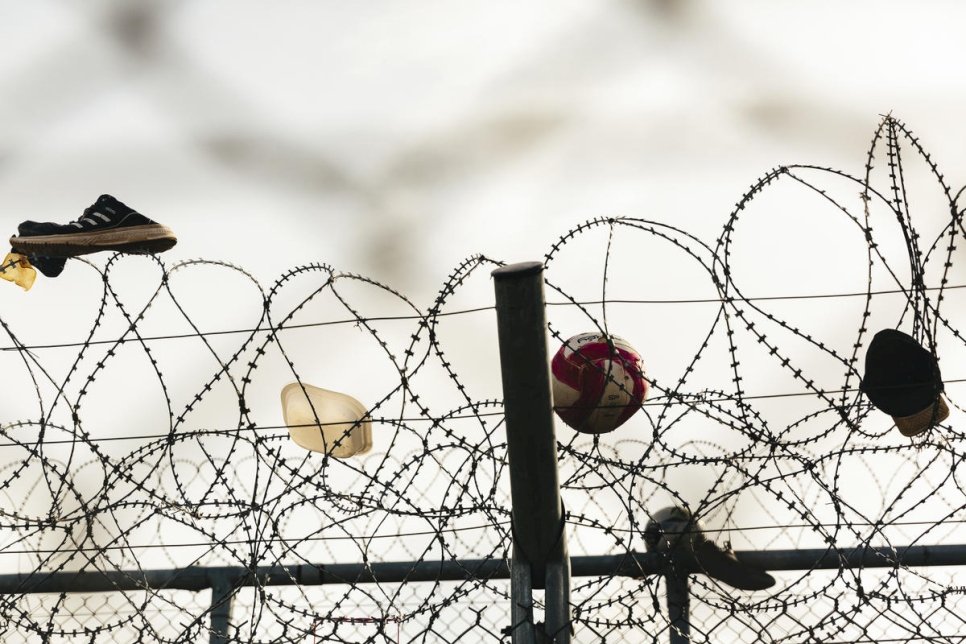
893 396 949 437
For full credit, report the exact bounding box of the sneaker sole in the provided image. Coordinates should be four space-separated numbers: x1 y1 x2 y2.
10 224 177 257
695 541 776 590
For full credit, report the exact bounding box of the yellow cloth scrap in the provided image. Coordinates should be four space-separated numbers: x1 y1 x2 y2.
0 252 36 291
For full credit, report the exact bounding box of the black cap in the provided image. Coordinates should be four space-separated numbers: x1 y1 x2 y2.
860 329 946 436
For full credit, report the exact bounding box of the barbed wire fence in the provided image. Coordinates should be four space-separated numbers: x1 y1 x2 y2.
1 114 965 643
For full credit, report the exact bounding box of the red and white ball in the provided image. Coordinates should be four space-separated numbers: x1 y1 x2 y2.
551 332 648 434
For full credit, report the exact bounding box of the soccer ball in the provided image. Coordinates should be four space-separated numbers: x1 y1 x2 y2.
550 332 648 434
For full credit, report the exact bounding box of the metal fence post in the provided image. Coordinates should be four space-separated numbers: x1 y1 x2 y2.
665 568 690 644
492 261 572 644
511 544 537 642
208 571 234 644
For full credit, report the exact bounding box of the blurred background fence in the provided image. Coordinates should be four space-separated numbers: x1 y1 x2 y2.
3 116 966 642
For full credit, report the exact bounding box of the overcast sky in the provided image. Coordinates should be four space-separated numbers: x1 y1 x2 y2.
1 0 964 297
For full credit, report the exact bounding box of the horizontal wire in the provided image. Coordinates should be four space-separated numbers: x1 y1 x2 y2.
570 518 966 537
8 379 966 448
552 282 966 306
0 521 511 557
2 283 963 354
0 306 497 353
1 517 957 557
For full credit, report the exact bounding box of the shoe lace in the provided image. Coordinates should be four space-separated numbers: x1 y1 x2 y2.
69 204 112 229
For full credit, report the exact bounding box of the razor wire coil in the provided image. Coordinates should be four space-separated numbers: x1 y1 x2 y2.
1 115 966 642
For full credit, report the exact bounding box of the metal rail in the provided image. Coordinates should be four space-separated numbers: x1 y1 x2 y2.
5 544 963 595
4 546 966 643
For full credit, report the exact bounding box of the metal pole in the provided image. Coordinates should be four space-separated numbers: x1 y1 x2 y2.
665 568 690 644
510 545 537 643
492 261 566 583
0 554 662 595
544 545 572 642
208 573 234 644
492 261 571 644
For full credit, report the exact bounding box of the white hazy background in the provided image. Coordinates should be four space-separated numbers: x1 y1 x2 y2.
1 1 964 293
2 1 966 636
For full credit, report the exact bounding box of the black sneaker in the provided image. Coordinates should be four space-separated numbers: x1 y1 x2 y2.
694 539 776 591
26 254 67 278
9 195 177 258
644 506 776 591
